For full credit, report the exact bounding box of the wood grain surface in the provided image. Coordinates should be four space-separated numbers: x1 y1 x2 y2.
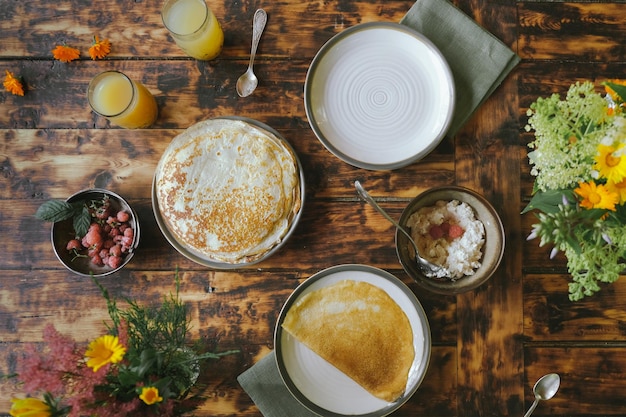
1 0 626 416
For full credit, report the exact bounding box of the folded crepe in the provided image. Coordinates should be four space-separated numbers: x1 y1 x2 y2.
281 280 414 402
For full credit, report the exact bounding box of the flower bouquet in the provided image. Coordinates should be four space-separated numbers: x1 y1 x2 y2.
524 80 626 301
8 273 238 417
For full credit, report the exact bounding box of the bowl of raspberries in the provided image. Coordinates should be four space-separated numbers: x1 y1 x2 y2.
37 188 140 277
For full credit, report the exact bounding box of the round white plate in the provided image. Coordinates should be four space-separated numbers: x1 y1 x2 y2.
274 264 431 416
305 22 455 170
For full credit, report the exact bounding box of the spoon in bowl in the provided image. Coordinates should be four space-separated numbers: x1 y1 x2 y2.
524 373 560 417
354 181 449 278
236 9 267 97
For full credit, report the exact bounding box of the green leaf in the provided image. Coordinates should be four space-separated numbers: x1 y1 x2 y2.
604 81 626 102
521 189 575 214
72 205 91 238
35 200 75 222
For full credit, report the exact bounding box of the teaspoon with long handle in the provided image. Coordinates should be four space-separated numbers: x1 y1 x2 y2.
524 373 560 417
354 181 449 278
236 9 267 97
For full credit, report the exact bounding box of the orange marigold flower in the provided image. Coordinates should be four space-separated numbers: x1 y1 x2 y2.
605 79 626 102
3 70 24 96
574 181 619 211
52 44 80 63
89 35 112 60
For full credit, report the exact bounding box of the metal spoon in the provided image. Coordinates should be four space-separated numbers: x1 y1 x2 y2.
354 181 449 278
236 9 267 97
524 373 560 417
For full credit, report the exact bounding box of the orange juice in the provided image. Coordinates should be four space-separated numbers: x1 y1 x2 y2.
88 71 158 129
162 0 224 60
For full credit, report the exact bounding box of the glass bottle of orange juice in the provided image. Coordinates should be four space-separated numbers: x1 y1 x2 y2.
87 71 158 129
161 0 224 60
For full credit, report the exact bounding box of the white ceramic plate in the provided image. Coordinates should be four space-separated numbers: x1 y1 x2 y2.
274 265 431 416
305 22 455 170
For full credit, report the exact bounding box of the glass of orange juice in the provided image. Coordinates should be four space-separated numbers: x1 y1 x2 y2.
87 71 158 129
161 0 224 60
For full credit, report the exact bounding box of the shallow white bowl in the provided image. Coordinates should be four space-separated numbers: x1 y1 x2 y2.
305 22 455 170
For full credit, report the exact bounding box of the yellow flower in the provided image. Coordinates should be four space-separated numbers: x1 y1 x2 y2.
575 181 619 211
3 70 24 96
606 177 626 205
85 334 126 372
139 387 163 405
52 44 80 63
9 397 51 417
89 36 111 60
595 143 626 184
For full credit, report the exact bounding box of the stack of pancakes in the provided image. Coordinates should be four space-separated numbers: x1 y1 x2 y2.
155 118 301 264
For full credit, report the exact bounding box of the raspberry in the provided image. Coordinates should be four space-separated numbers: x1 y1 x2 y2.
82 229 103 248
91 254 104 266
429 224 444 239
117 210 130 222
66 239 81 251
109 244 123 257
121 236 133 247
108 256 123 269
448 224 465 239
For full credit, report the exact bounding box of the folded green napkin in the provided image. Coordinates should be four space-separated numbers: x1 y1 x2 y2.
237 351 319 417
400 0 520 137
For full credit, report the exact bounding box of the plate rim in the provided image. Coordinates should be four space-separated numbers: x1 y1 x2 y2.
274 264 432 417
304 21 456 170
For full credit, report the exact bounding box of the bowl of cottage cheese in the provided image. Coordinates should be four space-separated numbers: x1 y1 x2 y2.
396 186 505 294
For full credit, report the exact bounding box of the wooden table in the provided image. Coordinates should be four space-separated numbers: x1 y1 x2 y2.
1 0 626 415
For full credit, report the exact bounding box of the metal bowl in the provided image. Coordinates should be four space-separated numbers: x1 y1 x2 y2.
152 116 305 269
396 186 505 294
51 188 140 277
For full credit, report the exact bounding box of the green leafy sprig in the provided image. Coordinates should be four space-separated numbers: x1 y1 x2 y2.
91 272 239 403
35 199 91 237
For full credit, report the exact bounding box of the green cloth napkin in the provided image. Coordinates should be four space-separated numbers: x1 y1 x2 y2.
237 351 319 417
400 0 520 137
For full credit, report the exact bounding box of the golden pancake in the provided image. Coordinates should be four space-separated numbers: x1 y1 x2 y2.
281 280 414 402
155 118 301 263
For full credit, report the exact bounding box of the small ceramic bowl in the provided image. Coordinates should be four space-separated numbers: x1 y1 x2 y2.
51 188 140 277
396 186 505 295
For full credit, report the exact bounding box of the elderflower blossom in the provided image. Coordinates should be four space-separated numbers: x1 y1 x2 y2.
524 81 626 301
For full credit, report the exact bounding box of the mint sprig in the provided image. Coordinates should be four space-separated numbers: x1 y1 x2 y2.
36 200 91 237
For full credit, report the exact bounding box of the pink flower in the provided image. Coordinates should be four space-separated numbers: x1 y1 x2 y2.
17 324 81 396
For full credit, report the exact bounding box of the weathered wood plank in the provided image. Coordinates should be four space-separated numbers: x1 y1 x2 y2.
524 273 626 341
0 128 454 199
0 0 416 59
518 2 626 61
525 347 626 416
454 0 524 413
